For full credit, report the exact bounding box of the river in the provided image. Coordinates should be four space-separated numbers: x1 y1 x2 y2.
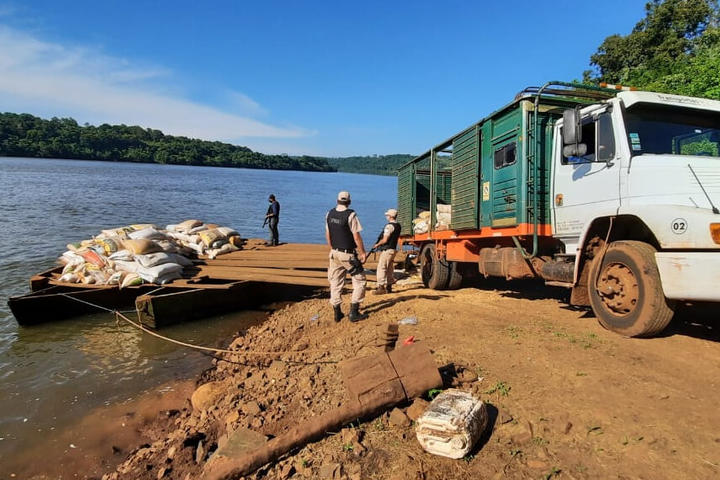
0 157 396 471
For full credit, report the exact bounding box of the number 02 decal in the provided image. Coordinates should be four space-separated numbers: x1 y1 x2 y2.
671 218 687 234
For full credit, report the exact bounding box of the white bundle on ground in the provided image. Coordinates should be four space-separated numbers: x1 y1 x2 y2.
415 389 488 459
55 219 245 287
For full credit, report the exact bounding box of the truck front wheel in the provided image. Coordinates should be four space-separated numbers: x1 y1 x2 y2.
588 240 675 337
420 244 450 290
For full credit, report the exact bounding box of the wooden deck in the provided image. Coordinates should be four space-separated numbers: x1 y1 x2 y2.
187 243 397 287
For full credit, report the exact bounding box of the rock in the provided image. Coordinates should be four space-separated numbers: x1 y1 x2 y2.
250 417 264 429
319 463 341 479
498 411 513 425
278 463 295 479
167 446 176 460
242 401 262 416
563 422 573 434
157 467 169 479
267 360 286 380
225 410 240 427
210 428 267 461
340 428 363 445
406 398 429 421
191 382 225 411
195 440 205 464
389 408 411 428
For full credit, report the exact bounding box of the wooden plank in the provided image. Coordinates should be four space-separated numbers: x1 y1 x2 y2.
195 266 329 279
136 284 251 328
167 279 246 290
9 286 155 325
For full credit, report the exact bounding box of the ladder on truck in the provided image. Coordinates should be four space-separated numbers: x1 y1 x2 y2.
518 82 617 258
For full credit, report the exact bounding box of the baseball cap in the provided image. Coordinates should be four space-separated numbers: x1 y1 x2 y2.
337 191 351 201
384 208 398 217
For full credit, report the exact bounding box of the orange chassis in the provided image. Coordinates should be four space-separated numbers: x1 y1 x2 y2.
399 223 554 263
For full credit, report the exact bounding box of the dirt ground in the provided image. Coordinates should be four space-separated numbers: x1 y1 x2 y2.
99 274 720 480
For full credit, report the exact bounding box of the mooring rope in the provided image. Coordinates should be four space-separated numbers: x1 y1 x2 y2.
58 293 338 362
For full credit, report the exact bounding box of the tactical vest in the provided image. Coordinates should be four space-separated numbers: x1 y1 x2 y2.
376 222 401 250
327 208 357 251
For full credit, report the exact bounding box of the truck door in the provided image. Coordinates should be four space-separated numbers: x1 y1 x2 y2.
552 110 620 251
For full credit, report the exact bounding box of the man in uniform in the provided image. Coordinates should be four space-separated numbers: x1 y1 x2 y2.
372 208 401 294
265 194 280 246
325 191 368 322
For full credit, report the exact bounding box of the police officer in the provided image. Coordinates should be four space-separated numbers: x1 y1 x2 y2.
325 191 368 322
265 194 280 246
372 208 401 294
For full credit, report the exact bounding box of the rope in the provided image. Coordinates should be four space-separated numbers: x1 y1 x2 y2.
59 292 336 360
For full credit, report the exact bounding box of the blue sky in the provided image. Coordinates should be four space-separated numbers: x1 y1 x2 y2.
0 1 647 156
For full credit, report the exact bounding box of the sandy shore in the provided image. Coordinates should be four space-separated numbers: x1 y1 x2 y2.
92 275 720 480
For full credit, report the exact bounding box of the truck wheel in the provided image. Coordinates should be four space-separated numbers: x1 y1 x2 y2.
588 240 675 337
447 262 464 290
420 244 450 290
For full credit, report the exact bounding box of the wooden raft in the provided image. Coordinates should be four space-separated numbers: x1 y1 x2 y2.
9 243 407 328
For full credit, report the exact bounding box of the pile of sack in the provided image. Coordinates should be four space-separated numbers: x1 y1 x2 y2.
57 220 243 288
435 204 452 230
412 204 452 234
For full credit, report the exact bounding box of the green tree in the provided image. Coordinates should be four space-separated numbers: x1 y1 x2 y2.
584 0 720 99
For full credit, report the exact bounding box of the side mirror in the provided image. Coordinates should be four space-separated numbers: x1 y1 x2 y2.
562 108 586 157
563 109 581 145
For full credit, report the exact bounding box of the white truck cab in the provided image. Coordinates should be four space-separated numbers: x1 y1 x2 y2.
552 90 720 336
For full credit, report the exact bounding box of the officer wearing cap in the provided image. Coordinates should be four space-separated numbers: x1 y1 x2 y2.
372 208 401 294
325 191 368 322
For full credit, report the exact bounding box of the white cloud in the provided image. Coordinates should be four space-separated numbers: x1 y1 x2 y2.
0 26 310 141
226 90 269 117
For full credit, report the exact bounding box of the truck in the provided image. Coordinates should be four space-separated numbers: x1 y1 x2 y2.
397 81 720 337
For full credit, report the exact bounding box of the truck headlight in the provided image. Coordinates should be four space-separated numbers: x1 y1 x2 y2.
711 223 720 244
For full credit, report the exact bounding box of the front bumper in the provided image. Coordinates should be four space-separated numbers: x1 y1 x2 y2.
656 252 720 302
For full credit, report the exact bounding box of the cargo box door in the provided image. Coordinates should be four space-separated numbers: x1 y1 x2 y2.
489 137 520 227
450 127 480 230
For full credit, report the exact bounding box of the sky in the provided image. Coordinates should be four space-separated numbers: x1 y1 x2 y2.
0 0 648 157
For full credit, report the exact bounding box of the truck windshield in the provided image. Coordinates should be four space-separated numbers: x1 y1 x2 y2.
624 103 720 157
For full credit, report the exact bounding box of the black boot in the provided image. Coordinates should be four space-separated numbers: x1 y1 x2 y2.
333 304 344 322
349 303 368 323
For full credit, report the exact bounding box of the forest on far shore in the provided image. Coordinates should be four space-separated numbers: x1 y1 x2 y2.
0 112 413 175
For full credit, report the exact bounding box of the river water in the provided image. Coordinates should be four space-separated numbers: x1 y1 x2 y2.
0 157 396 468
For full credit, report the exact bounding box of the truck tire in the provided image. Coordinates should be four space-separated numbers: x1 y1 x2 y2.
447 261 464 290
588 240 675 337
420 244 450 290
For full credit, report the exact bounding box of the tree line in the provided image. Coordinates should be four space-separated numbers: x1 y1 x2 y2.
325 154 414 175
0 112 418 175
0 113 335 172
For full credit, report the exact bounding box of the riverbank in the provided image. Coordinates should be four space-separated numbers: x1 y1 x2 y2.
101 276 720 480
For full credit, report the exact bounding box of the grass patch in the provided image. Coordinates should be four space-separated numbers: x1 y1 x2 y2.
485 381 511 397
427 388 443 400
543 466 561 479
506 325 522 339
